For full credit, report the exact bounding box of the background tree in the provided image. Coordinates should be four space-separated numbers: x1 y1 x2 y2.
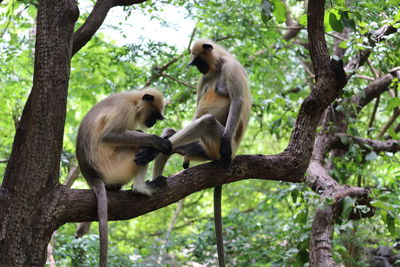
0 0 399 266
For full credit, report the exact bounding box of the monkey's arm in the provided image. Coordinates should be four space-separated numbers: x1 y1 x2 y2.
102 130 171 153
219 62 246 164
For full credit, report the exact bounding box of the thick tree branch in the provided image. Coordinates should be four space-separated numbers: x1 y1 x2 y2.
310 186 372 267
72 0 147 55
59 154 304 223
307 0 330 76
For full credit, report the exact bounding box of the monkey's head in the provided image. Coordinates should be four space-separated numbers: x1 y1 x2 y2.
189 39 220 75
139 89 165 128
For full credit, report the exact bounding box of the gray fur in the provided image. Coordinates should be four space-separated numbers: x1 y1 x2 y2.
76 89 167 267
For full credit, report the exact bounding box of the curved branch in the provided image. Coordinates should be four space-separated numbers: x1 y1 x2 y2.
307 0 330 76
72 0 148 56
59 153 304 223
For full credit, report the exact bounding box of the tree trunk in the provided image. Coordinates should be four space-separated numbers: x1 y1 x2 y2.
0 0 78 266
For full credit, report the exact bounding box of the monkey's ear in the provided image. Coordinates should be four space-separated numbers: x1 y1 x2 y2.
142 94 155 102
202 44 213 50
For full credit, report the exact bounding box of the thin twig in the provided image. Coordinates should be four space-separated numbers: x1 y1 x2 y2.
353 74 375 81
378 107 400 138
160 73 196 90
326 32 347 41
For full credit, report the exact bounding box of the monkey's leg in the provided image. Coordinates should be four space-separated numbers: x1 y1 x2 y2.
174 142 211 169
152 119 222 178
152 141 211 178
168 116 227 267
131 165 153 196
169 114 224 149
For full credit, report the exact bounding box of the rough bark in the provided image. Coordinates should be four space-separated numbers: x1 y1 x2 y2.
0 0 79 266
305 15 399 267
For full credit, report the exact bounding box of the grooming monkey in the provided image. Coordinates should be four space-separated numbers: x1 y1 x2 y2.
136 40 251 267
76 89 171 267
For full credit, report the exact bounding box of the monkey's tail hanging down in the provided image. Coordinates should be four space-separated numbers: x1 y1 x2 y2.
214 185 225 267
90 179 108 267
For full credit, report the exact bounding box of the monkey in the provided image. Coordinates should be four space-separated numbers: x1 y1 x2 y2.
76 88 171 267
135 39 251 267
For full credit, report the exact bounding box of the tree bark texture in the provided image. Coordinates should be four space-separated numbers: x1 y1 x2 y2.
0 0 78 266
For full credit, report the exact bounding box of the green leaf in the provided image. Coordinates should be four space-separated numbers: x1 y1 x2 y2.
386 98 400 111
386 213 396 237
291 190 298 203
372 200 394 210
329 12 344 32
299 14 307 26
341 196 353 219
272 0 287 24
353 11 362 22
261 0 273 24
342 17 356 31
339 40 349 49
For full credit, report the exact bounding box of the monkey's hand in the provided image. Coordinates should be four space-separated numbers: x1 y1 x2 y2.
219 135 232 167
135 137 172 165
135 146 160 166
151 134 172 154
158 137 172 155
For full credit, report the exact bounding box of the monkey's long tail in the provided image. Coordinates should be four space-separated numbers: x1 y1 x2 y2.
214 185 226 267
91 179 108 267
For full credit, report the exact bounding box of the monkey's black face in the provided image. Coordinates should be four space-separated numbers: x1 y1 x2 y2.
190 56 209 74
145 111 164 128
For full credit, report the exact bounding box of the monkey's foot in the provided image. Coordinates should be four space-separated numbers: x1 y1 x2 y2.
219 136 232 167
132 183 154 196
182 160 190 169
105 184 122 191
146 176 167 188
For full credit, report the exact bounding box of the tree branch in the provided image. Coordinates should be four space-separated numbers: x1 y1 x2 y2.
72 0 148 55
378 109 400 138
59 153 304 223
310 185 372 266
334 134 400 153
142 55 184 88
307 0 330 77
352 73 395 112
345 25 397 74
160 73 196 90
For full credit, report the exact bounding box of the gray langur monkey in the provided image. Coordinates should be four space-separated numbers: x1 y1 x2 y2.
135 39 251 267
76 89 171 267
